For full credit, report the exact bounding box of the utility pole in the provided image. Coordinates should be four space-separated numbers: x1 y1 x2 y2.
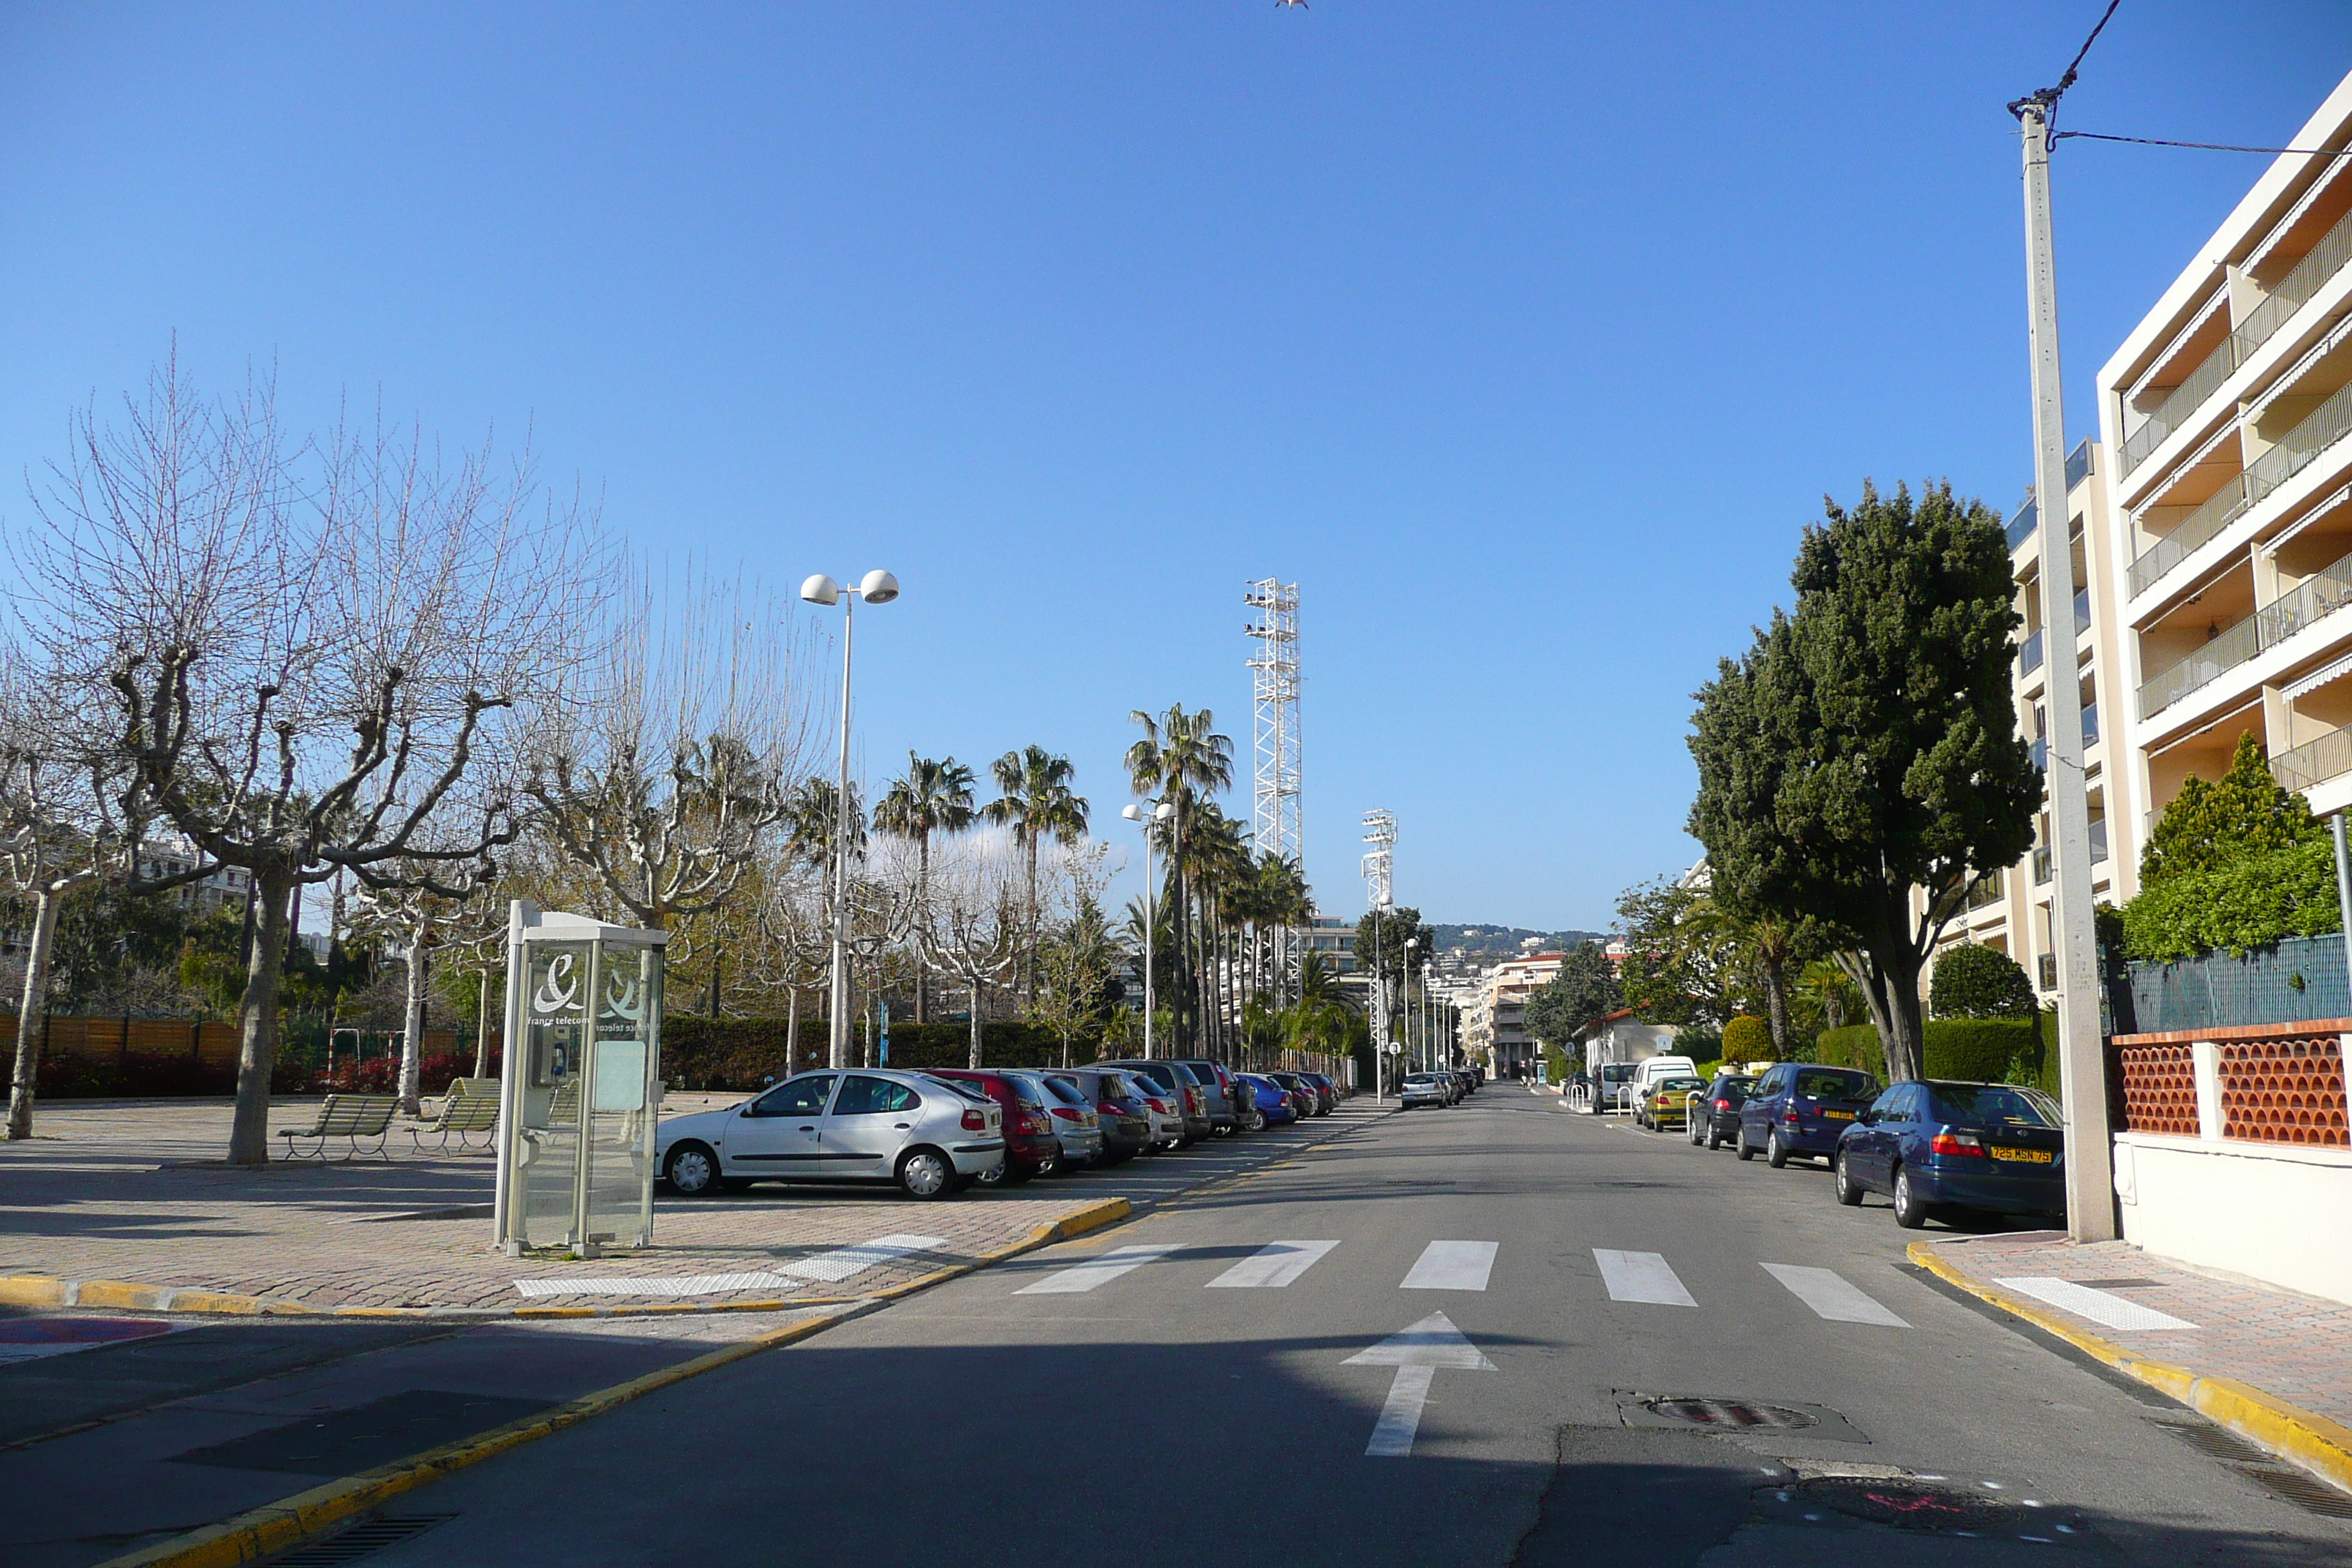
2013 80 2115 1243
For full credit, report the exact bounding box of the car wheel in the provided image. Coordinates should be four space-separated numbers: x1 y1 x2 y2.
1834 1153 1866 1207
1767 1128 1791 1169
1735 1128 1756 1161
1892 1164 1930 1229
664 1142 720 1196
1705 1123 1723 1150
896 1147 955 1200
974 1157 1029 1188
1244 1109 1267 1132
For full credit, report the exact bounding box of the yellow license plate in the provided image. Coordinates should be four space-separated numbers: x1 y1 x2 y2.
1991 1146 2053 1163
1823 1109 1855 1120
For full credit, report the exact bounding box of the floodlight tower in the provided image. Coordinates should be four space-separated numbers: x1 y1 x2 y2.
1245 578 1303 989
1362 809 1396 1093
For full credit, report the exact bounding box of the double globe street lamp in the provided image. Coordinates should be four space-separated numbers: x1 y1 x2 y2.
801 569 900 1071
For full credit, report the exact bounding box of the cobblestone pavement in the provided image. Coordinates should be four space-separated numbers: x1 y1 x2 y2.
1919 1230 2352 1428
0 1095 1387 1313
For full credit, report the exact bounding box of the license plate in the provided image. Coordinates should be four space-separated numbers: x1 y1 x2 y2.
1991 1146 2053 1163
1823 1109 1855 1120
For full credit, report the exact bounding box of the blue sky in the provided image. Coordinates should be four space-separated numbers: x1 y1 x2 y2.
2 3 2348 931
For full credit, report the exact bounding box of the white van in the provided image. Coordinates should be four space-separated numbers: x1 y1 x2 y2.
1628 1056 1700 1105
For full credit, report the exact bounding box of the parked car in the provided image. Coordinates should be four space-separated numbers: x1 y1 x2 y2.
1629 1055 1700 1105
1592 1061 1640 1114
922 1068 1064 1185
1687 1071 1758 1150
1235 1072 1298 1126
1736 1063 1882 1168
1300 1070 1341 1109
656 1069 1003 1199
1836 1079 2067 1228
1172 1058 1241 1134
1047 1068 1153 1164
1098 1060 1212 1145
1017 1070 1106 1172
1267 1071 1322 1117
1399 1072 1452 1109
1635 1075 1709 1133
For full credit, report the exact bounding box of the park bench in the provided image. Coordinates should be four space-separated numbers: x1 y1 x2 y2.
409 1077 501 1153
276 1093 397 1161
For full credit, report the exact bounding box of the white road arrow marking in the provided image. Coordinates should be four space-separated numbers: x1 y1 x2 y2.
1343 1310 1496 1457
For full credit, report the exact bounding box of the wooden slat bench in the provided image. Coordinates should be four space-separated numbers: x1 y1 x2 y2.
410 1078 501 1153
276 1093 397 1160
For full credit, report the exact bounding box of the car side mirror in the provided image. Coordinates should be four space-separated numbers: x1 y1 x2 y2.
1857 1109 1878 1126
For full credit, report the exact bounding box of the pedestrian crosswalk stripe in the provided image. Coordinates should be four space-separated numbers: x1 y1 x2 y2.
1401 1240 1497 1291
1594 1248 1697 1306
1994 1275 2197 1331
1760 1262 1909 1326
1016 1243 1186 1295
1207 1240 1341 1289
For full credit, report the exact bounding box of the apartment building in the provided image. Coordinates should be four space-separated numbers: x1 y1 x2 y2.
2102 75 2352 837
1458 951 1562 1079
1937 440 2146 993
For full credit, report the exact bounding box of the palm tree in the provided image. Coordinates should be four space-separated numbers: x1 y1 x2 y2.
981 745 1090 1002
1124 706 1233 1053
874 753 977 1023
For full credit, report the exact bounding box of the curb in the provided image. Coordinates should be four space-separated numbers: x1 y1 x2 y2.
87 1196 1142 1568
1907 1240 2352 1498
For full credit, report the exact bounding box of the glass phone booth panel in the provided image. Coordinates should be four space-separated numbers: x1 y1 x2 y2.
581 944 663 1249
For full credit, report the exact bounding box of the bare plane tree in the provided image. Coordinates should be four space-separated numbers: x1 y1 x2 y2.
342 851 504 1115
914 841 1022 1069
13 363 594 1164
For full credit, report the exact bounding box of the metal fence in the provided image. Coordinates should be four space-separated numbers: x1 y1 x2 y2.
2126 933 2352 1033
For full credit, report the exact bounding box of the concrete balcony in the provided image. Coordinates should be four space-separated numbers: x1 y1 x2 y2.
2138 539 2352 720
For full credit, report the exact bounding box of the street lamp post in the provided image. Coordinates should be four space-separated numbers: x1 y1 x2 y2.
800 569 900 1071
1403 938 1418 1074
1122 801 1175 1058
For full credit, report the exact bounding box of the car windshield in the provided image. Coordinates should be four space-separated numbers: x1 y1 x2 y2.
1930 1084 2059 1128
1794 1070 1875 1101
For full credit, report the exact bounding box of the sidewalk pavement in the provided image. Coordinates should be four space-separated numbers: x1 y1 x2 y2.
0 1095 1387 1316
1913 1229 2352 1499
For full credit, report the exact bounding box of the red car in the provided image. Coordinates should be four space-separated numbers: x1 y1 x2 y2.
924 1069 1060 1185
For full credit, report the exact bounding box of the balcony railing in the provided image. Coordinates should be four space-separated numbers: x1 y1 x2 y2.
2270 722 2352 796
2121 203 2352 479
2033 845 2052 884
1967 867 2005 909
2008 495 2038 552
2128 376 2352 601
2066 437 2093 493
2040 952 2058 990
2138 538 2352 720
2019 628 2044 676
2030 736 2047 772
2081 701 2099 747
2091 816 2109 864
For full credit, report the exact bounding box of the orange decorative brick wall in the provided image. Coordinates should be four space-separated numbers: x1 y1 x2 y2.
2220 1034 2349 1149
2116 1041 2200 1137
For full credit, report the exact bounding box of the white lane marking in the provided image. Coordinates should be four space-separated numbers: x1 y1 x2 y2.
778 1233 946 1283
1343 1311 1496 1457
514 1272 795 1298
1593 1249 1697 1306
1401 1240 1498 1291
1760 1263 1910 1327
1016 1243 1186 1294
1207 1240 1341 1289
1994 1275 2197 1331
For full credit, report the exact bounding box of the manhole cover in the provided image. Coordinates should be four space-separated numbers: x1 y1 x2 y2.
1798 1477 2019 1534
1648 1398 1817 1431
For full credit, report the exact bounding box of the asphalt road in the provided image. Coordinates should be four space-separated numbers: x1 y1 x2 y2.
180 1092 2352 1564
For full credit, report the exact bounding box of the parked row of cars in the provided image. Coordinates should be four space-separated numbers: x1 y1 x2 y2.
1400 1068 1480 1109
1635 1059 2068 1229
654 1057 1346 1201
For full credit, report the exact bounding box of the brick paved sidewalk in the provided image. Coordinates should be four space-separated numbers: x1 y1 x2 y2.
0 1096 1382 1314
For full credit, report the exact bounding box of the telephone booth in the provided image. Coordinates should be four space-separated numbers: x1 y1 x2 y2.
494 902 668 1256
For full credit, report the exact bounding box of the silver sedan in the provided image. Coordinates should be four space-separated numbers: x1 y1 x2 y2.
656 1069 1004 1199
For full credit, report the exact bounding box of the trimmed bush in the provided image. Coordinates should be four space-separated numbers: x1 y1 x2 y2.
1721 1016 1770 1059
659 1015 1082 1091
1814 1025 1883 1076
1811 1016 2054 1094
1930 944 2036 1020
2119 835 2341 960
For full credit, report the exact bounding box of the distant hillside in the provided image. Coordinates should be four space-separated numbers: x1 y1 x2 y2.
1428 924 1605 960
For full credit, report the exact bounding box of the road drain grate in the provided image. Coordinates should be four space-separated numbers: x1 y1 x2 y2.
268 1515 456 1566
1646 1397 1817 1431
2147 1418 2352 1519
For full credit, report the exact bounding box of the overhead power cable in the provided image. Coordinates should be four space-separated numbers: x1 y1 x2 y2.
2054 131 2352 159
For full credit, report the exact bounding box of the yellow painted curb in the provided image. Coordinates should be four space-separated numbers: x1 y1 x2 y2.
1908 1240 2352 1497
88 1305 862 1568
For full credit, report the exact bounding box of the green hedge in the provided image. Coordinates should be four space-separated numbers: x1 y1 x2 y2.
1812 1015 2057 1096
660 1016 1079 1092
2120 835 2341 960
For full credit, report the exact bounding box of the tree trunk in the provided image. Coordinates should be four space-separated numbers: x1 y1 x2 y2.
226 877 295 1166
1839 935 1925 1082
913 833 930 1025
968 981 984 1069
786 985 801 1074
473 964 494 1077
1759 953 1791 1055
7 887 64 1142
397 918 431 1115
1025 834 1040 1005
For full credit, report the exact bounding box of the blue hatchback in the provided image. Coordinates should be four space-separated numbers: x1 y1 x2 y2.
1235 1074 1299 1126
1834 1079 2066 1229
1735 1063 1880 1168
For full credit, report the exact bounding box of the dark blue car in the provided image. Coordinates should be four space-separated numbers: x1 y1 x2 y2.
1235 1074 1299 1126
1735 1063 1880 1167
1834 1079 2066 1229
